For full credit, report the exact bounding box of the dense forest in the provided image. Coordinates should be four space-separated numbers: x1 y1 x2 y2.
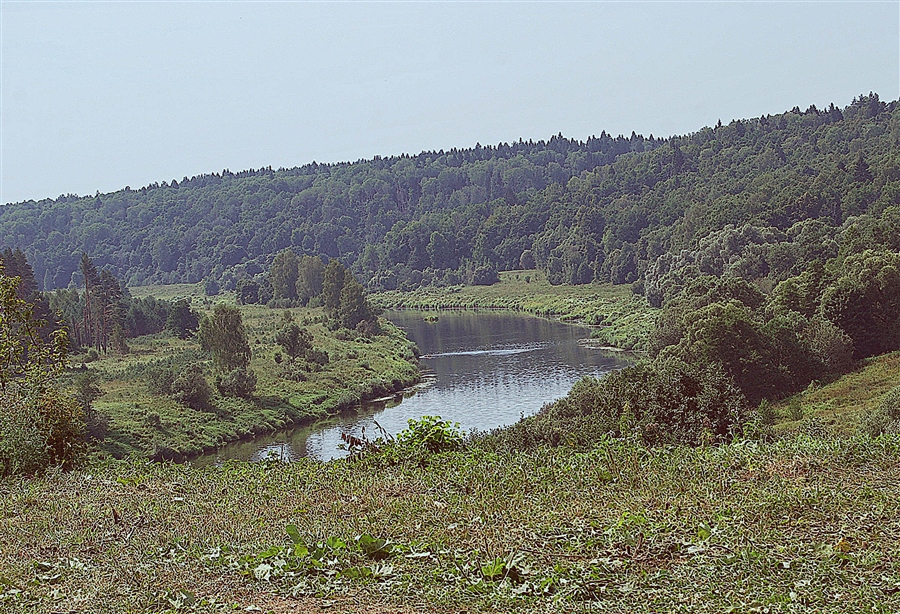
0 131 657 290
1 95 897 300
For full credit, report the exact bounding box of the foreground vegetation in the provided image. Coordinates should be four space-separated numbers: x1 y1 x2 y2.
372 270 656 350
1 431 899 613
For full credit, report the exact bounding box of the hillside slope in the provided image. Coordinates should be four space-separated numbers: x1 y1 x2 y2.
1 95 896 298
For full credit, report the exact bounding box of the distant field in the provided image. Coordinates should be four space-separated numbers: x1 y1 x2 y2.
372 270 657 350
127 282 205 300
76 286 420 461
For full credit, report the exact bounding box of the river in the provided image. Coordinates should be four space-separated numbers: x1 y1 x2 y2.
192 310 630 465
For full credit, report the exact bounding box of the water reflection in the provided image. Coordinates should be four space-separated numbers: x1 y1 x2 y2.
192 310 630 465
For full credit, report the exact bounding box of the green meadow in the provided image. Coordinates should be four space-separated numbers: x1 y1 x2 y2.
73 288 419 462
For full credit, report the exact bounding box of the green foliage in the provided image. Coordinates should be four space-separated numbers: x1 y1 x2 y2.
862 384 900 436
304 348 330 368
72 370 105 439
215 367 257 399
165 299 200 339
198 304 251 371
269 249 300 302
144 362 183 396
296 255 325 306
171 363 214 410
338 277 373 330
787 397 804 421
321 259 346 318
757 399 775 427
471 264 499 286
484 358 748 451
0 264 84 475
4 95 898 302
274 323 312 361
203 277 220 296
395 415 463 453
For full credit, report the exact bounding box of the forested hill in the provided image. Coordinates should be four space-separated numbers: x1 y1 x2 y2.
0 131 658 290
1 93 897 294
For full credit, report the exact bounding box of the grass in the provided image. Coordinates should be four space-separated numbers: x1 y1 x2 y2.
773 352 900 435
70 290 420 462
128 283 205 301
371 270 657 351
1 435 899 613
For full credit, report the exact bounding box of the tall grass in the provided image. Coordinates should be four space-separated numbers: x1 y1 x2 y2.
2 434 898 612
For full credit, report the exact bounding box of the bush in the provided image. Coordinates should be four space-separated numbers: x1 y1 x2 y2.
276 362 308 382
472 265 499 286
862 385 900 436
395 416 463 453
305 348 330 368
481 358 749 452
216 367 258 398
171 363 214 410
355 318 381 338
0 384 85 475
275 323 312 361
0 269 85 475
145 365 177 396
73 370 105 440
787 397 804 421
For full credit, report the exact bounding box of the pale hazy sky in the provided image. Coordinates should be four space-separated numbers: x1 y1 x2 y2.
1 1 898 205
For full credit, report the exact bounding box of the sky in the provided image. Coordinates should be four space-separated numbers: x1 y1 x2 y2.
1 1 898 205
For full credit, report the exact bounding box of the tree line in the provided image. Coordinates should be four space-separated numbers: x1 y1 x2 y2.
1 94 896 302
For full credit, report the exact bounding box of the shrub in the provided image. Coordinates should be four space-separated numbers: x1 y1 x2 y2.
355 318 381 338
396 416 463 453
472 265 499 286
0 269 85 475
275 323 312 361
216 367 258 398
166 299 200 339
198 304 251 371
305 348 330 368
757 399 775 427
0 384 84 475
862 385 900 436
73 370 105 440
787 397 804 421
171 363 214 410
145 365 177 396
481 358 748 452
276 362 307 382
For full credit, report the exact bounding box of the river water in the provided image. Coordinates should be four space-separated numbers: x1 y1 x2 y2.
193 310 630 465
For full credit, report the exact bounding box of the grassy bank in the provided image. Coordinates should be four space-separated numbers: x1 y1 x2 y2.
2 434 899 613
371 270 656 351
774 351 900 436
73 288 420 461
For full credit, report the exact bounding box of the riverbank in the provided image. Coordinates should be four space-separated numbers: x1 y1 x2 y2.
371 270 657 351
81 295 420 462
3 434 899 613
197 310 633 464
